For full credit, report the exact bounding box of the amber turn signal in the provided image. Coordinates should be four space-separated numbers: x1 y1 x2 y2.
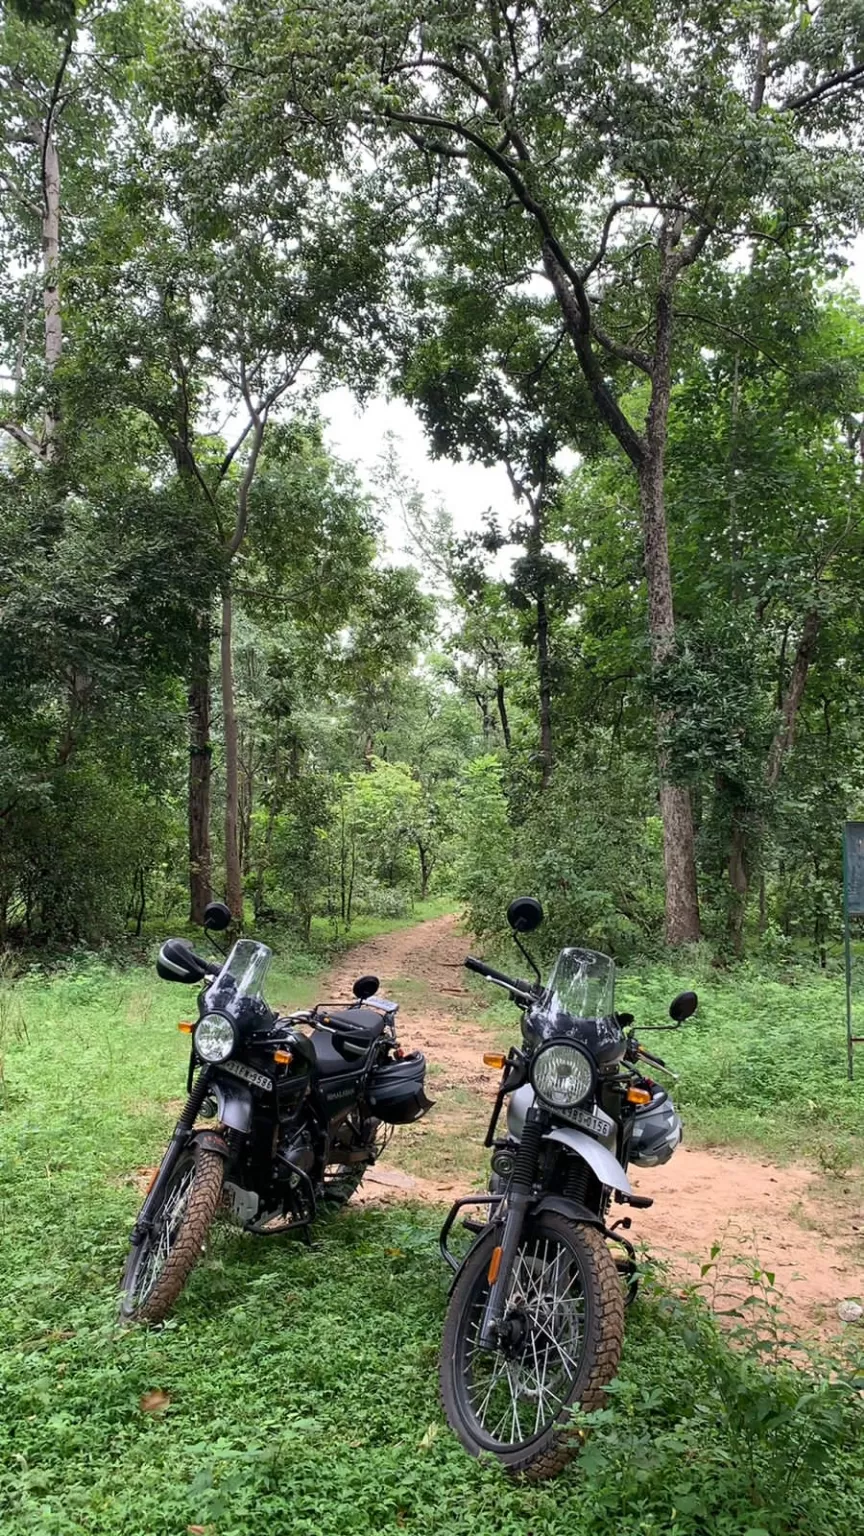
483 1052 507 1069
626 1086 652 1106
487 1245 503 1284
177 1021 194 1034
273 1049 293 1065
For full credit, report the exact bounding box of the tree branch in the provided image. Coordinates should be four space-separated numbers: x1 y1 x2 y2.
673 310 788 371
784 61 864 112
0 420 42 456
41 30 74 217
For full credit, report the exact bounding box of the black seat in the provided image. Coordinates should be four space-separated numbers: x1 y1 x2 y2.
310 1030 368 1076
317 1006 387 1042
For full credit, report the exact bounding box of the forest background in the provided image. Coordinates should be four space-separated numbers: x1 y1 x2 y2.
4 0 864 969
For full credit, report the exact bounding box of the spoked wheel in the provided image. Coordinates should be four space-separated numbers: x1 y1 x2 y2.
440 1213 624 1479
118 1148 224 1324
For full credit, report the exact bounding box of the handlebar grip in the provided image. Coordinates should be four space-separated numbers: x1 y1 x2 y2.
464 955 522 990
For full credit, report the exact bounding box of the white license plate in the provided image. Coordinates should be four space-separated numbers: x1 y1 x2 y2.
219 1059 272 1092
562 1105 608 1137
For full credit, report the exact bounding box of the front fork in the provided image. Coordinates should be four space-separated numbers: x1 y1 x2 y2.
478 1107 544 1348
129 1066 212 1244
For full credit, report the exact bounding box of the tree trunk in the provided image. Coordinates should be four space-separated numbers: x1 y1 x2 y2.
221 585 243 922
765 608 821 789
41 121 61 457
640 297 701 944
727 818 749 958
254 753 282 920
496 680 511 748
188 626 213 925
417 840 431 900
536 589 553 788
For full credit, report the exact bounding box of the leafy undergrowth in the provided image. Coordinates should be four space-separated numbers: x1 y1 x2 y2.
1 945 863 1535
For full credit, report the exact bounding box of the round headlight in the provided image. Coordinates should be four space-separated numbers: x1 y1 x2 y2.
194 1012 236 1063
531 1042 594 1108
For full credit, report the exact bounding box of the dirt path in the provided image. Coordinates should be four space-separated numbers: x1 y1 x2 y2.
326 914 863 1338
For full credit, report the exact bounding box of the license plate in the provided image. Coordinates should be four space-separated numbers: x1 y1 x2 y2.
562 1105 609 1138
219 1059 272 1092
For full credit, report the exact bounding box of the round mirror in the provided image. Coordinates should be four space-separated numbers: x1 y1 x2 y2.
669 990 698 1023
203 901 232 932
506 896 544 934
353 974 380 1001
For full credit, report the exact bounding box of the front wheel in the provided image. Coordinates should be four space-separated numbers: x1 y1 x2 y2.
440 1213 624 1479
119 1147 224 1324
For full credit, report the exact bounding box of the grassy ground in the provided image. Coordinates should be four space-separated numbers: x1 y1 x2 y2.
2 927 864 1535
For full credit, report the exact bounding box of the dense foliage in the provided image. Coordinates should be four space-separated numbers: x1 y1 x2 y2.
3 0 864 960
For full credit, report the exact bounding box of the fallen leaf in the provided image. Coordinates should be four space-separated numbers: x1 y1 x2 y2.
139 1389 171 1414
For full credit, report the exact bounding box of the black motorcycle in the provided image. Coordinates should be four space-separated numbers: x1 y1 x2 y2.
119 902 433 1323
439 896 696 1478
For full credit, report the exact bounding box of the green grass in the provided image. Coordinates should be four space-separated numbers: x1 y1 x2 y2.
2 936 864 1535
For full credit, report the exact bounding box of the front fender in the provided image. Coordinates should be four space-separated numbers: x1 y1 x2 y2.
211 1076 253 1134
543 1126 633 1195
530 1193 605 1230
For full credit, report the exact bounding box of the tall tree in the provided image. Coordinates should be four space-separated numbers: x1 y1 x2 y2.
236 0 864 940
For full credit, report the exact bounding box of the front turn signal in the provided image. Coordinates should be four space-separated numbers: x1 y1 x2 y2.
487 1245 503 1284
483 1053 507 1070
177 1021 194 1035
273 1049 293 1066
626 1086 652 1106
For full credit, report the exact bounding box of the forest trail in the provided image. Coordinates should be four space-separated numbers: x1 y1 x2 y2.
322 913 863 1339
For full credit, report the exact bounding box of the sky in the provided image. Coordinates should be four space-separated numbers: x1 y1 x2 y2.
320 236 864 568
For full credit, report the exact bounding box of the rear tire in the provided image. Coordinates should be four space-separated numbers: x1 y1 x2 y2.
440 1213 624 1479
119 1148 224 1324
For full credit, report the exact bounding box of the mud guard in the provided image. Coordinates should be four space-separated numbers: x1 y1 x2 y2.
211 1077 253 1134
529 1193 605 1229
542 1125 633 1195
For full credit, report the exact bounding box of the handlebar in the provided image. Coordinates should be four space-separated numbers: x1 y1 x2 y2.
638 1044 667 1069
465 956 520 987
464 956 536 1004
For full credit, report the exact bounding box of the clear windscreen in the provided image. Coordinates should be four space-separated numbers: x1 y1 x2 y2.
544 947 616 1020
203 939 272 1021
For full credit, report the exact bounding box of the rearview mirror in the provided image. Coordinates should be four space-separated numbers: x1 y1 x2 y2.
669 990 698 1024
353 974 380 1001
507 896 544 935
203 901 232 932
157 938 212 985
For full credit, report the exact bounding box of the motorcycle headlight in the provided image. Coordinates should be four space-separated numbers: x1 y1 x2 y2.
531 1042 594 1108
194 1012 236 1063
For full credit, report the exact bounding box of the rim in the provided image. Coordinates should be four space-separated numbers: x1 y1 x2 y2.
123 1161 195 1312
456 1230 589 1451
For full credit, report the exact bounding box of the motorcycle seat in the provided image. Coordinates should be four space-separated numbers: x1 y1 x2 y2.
310 1029 369 1076
316 1007 388 1042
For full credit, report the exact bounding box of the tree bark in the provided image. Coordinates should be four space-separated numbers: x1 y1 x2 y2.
727 818 749 958
417 840 431 900
536 589 553 788
640 282 701 944
496 680 511 748
221 585 243 922
766 608 821 789
40 121 61 456
188 625 213 925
